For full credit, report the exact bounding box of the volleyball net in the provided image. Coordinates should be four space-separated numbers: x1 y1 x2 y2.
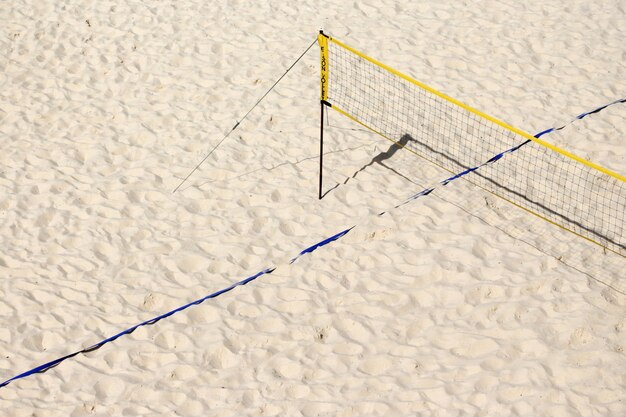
318 32 626 256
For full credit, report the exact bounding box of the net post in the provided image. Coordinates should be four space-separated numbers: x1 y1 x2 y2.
317 31 329 200
319 101 325 199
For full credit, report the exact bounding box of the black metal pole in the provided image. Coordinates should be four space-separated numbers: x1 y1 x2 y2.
319 101 324 200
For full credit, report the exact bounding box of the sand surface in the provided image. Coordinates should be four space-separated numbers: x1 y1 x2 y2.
1 1 625 415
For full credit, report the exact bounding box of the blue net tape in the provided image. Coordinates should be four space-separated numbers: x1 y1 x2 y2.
0 98 622 389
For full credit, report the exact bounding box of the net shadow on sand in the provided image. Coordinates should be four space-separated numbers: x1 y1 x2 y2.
332 130 625 292
390 133 625 254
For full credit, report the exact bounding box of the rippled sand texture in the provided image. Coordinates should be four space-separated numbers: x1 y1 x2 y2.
1 0 625 416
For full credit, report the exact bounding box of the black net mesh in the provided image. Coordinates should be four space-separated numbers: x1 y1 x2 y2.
326 39 625 256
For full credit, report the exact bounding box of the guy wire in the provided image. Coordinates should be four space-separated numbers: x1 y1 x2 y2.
173 37 318 193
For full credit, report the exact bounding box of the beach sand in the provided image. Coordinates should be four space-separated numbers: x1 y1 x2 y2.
1 0 624 415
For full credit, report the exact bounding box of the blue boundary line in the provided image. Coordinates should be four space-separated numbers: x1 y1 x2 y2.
0 98 623 389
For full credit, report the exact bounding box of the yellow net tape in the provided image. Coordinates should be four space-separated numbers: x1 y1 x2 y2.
318 33 329 101
321 33 626 256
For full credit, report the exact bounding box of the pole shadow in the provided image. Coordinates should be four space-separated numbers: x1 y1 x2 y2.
343 134 420 186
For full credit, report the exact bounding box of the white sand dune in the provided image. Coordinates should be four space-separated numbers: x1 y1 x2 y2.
1 0 624 416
